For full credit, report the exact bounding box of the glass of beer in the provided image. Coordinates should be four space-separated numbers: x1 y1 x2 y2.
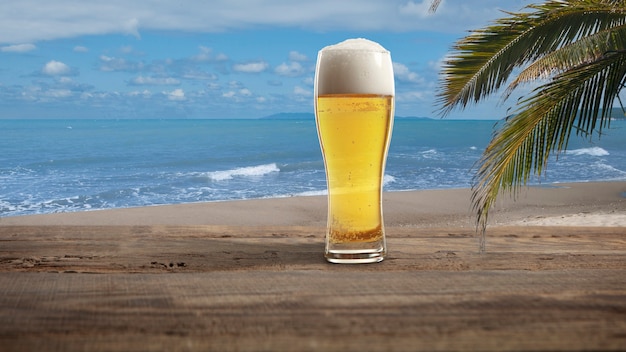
314 38 395 264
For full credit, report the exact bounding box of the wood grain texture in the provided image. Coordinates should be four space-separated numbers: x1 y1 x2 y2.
1 225 625 351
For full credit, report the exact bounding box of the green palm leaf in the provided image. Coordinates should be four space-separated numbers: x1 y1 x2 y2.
474 51 626 221
435 0 626 251
439 0 626 115
507 25 626 95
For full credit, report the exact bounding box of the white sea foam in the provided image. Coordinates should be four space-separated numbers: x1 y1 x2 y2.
207 163 280 181
568 147 609 156
594 162 626 176
315 38 394 95
421 149 438 158
383 174 396 186
295 190 328 197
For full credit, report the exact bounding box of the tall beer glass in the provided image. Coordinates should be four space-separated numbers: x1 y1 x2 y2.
314 38 395 264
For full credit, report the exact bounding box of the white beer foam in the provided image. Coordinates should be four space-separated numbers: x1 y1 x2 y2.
315 38 395 96
323 38 387 52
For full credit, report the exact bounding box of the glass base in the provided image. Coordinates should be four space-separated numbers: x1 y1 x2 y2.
325 247 385 264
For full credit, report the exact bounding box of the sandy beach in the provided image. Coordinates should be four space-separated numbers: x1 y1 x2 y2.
2 181 625 228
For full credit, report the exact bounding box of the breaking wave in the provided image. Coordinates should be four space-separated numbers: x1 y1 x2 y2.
568 147 609 157
206 163 280 181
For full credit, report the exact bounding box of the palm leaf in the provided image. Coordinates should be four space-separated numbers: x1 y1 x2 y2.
472 51 626 250
438 0 626 115
435 0 626 251
507 24 626 95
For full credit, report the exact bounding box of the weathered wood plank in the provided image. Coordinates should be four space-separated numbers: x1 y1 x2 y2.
1 225 625 272
1 270 625 351
0 225 625 351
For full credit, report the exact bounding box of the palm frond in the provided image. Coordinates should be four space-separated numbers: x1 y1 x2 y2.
437 0 626 116
472 51 626 250
506 24 626 95
433 0 626 251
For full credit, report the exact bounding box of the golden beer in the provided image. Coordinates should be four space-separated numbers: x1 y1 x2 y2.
314 38 395 263
316 94 393 244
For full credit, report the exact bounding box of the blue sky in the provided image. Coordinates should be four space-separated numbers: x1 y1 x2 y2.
0 0 530 119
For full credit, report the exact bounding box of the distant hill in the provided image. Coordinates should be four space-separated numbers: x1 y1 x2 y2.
259 112 433 120
610 107 626 119
260 113 314 120
395 116 434 120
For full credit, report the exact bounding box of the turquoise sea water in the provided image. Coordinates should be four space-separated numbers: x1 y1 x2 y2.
2 118 625 217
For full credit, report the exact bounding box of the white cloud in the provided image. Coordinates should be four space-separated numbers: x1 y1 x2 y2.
429 55 447 71
192 46 212 62
1 43 36 52
182 70 218 81
294 86 311 96
130 75 180 86
0 1 527 44
73 46 88 52
275 62 304 77
228 80 244 89
44 89 72 98
80 92 93 100
190 46 229 63
42 60 70 75
57 77 74 84
99 55 144 72
120 45 134 54
393 62 424 84
396 90 426 102
239 88 252 96
288 51 308 62
123 18 140 38
206 82 221 90
215 53 228 61
398 0 432 18
221 88 254 99
233 61 269 73
128 89 152 98
166 88 185 101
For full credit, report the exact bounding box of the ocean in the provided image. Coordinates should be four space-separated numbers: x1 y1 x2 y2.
2 118 626 217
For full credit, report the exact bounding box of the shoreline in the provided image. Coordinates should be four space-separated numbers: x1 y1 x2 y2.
2 180 625 228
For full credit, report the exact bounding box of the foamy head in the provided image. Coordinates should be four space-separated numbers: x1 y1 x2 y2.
315 38 394 96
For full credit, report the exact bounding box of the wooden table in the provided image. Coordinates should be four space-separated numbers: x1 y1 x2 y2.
1 225 625 351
